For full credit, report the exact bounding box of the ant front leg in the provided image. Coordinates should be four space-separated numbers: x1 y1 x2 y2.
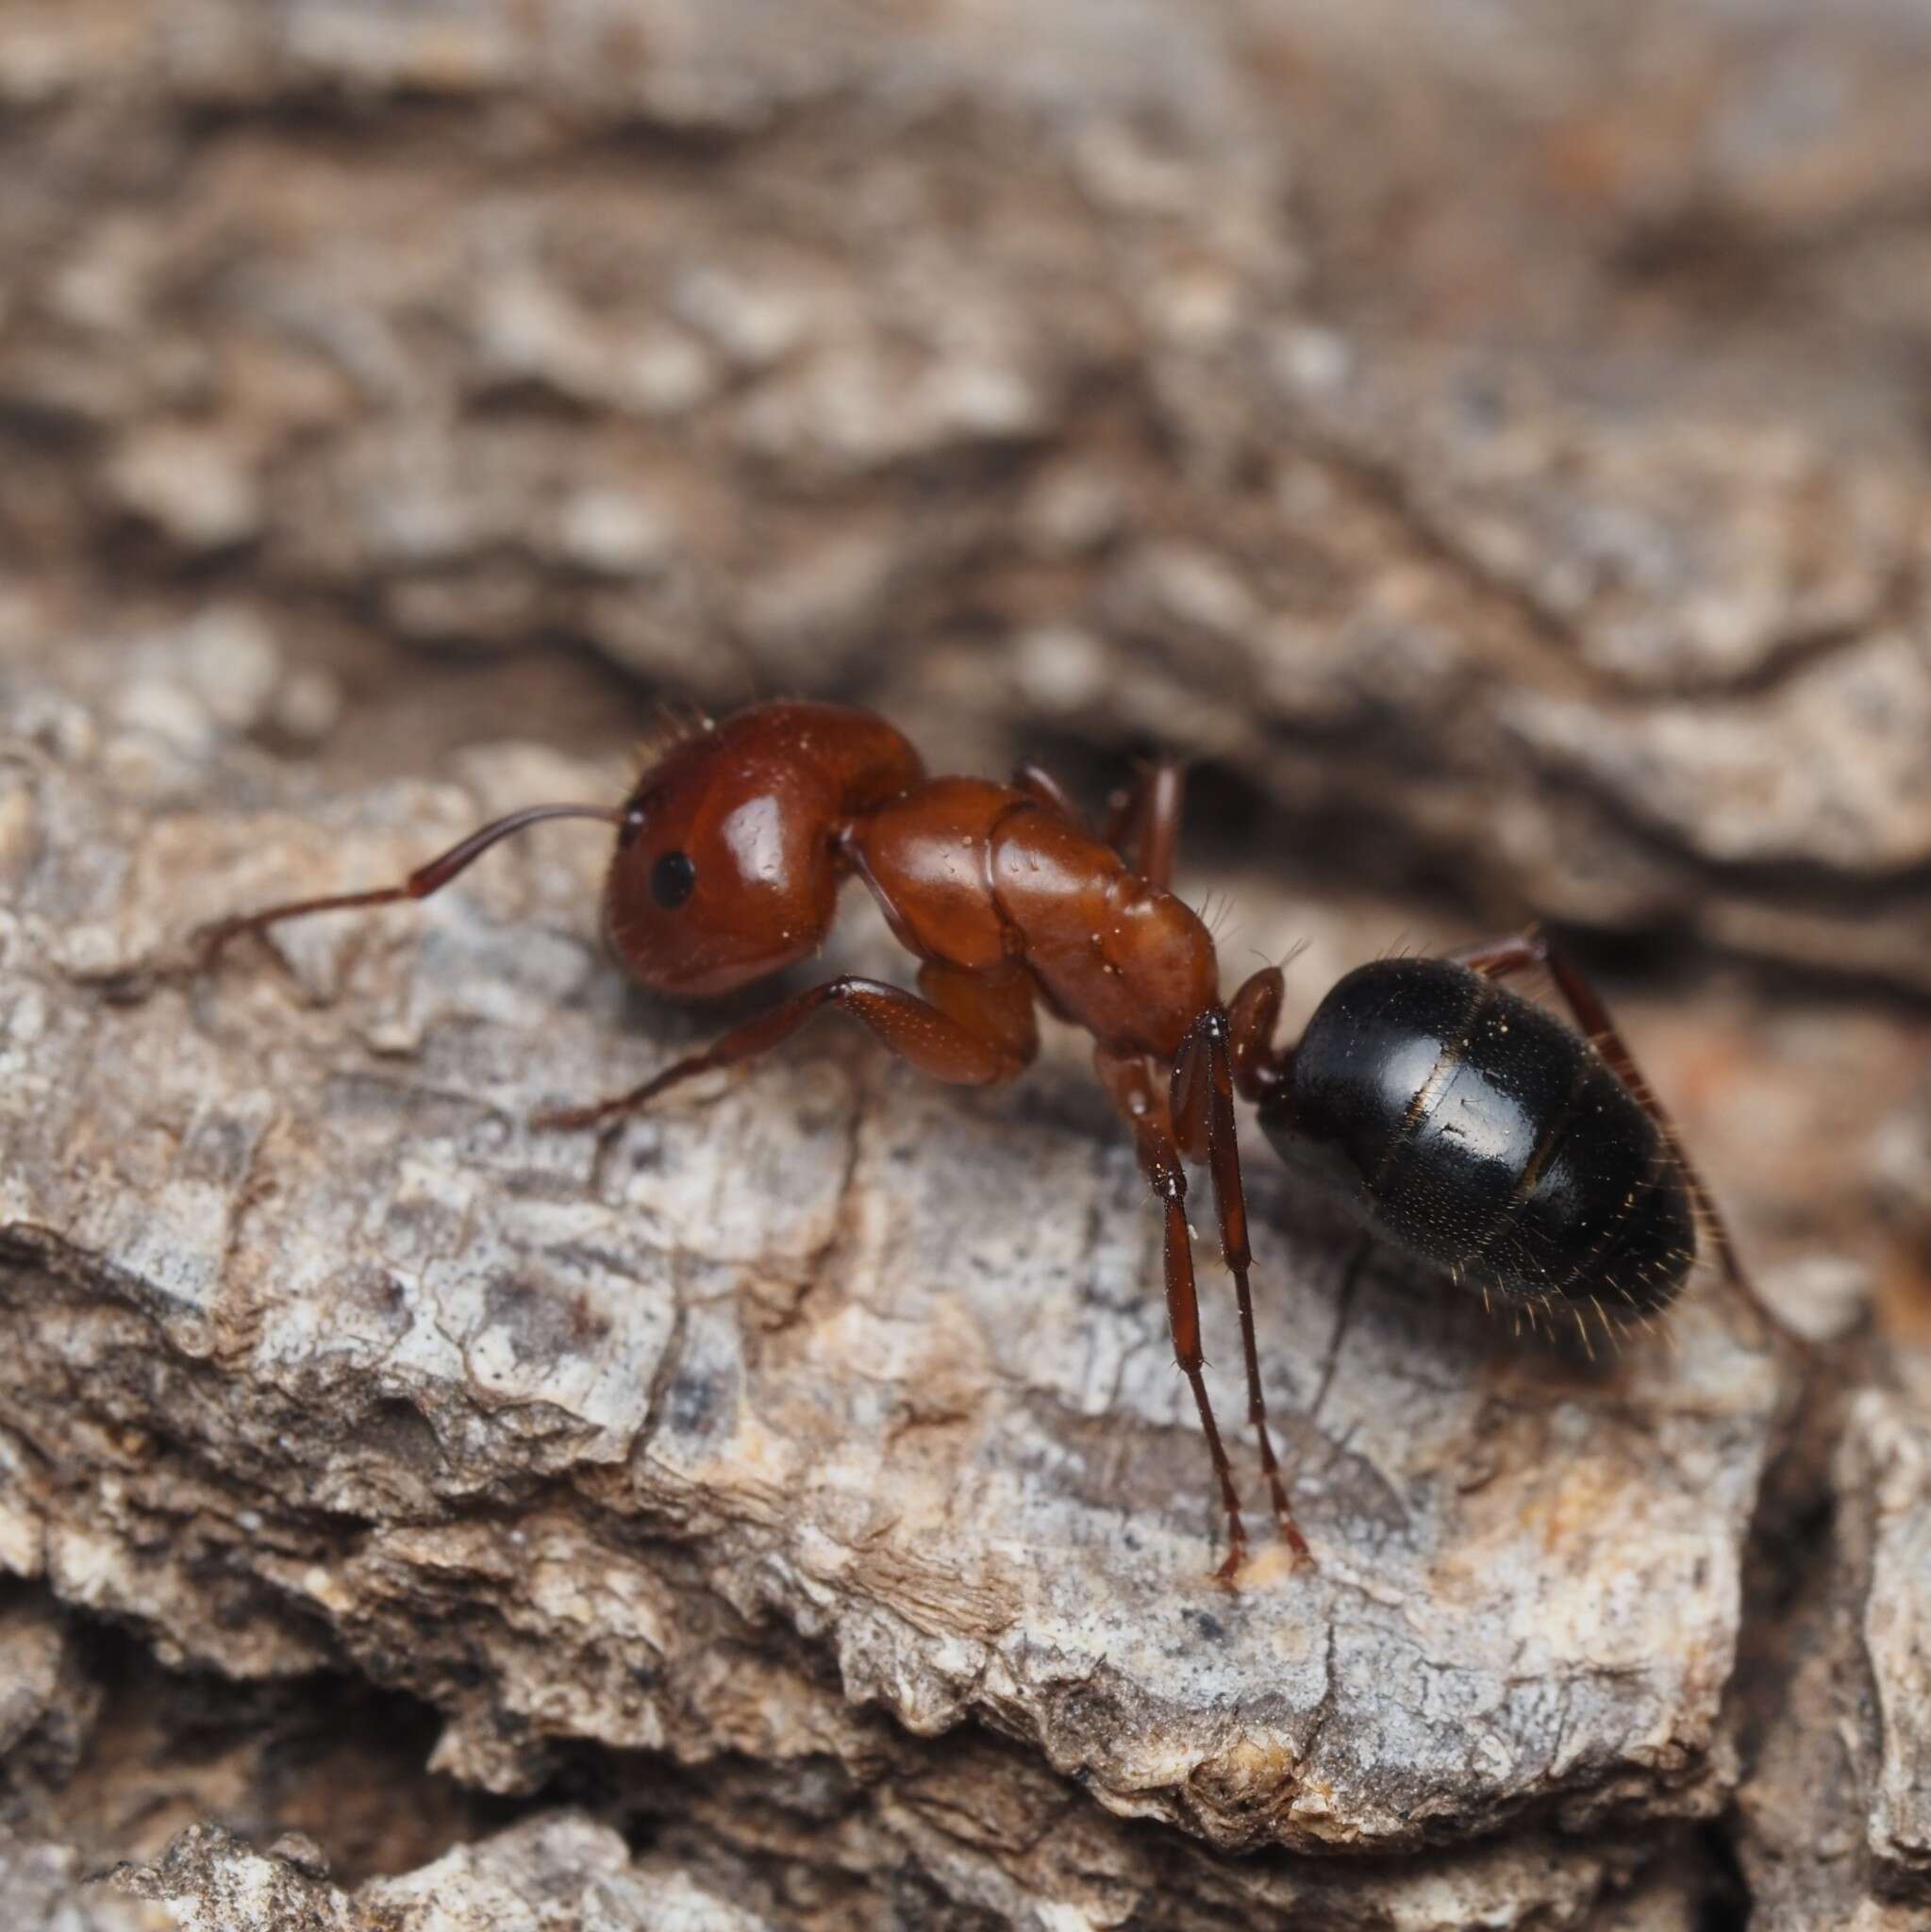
1449 925 1785 1344
1095 1044 1250 1587
538 961 1039 1130
1173 1005 1312 1565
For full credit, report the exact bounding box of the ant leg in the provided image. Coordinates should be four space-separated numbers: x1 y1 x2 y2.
1450 925 1782 1342
538 965 1038 1131
1012 762 1090 829
1096 1045 1249 1587
1226 965 1290 1103
1016 757 1186 886
1174 1008 1312 1564
1101 760 1186 889
193 804 625 968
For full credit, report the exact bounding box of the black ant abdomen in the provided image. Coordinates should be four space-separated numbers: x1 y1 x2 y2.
1257 957 1697 1324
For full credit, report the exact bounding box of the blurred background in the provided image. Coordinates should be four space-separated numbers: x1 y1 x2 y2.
1 0 1928 1361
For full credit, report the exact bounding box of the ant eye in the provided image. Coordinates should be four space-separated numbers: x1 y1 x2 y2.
650 850 697 909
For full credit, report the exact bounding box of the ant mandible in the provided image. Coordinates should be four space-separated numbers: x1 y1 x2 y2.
195 700 1764 1583
197 700 1308 1583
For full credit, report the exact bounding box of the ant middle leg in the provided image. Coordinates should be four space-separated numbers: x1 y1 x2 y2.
1102 759 1185 889
1095 1045 1250 1586
538 962 1038 1131
1015 757 1186 889
1449 925 1782 1342
1173 1006 1312 1564
1012 761 1089 828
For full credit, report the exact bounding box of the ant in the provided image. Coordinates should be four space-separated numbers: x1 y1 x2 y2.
194 700 1762 1585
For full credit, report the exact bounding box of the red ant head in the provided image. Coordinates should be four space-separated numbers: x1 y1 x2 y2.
602 704 919 998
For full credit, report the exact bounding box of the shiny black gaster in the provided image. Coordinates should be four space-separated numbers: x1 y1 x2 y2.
1257 958 1695 1316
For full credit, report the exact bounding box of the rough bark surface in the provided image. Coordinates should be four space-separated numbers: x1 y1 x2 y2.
111 1817 779 1932
1736 1392 1931 1932
0 667 1796 1910
1 2 1929 1928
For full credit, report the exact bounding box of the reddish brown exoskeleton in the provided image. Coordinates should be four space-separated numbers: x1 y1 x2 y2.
198 702 1314 1581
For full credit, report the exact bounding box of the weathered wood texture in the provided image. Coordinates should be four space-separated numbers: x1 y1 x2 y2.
1737 1392 1931 1932
0 677 1796 1918
1 2 1929 1927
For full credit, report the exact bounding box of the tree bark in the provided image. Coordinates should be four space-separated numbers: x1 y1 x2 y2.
2 2 1930 1927
0 632 1836 1928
